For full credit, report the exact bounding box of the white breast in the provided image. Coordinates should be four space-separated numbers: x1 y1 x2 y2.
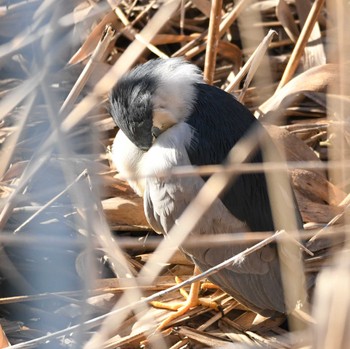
111 130 145 196
111 122 194 196
142 122 194 175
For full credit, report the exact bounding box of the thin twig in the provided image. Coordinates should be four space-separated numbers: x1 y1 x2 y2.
13 170 88 233
276 0 325 91
238 30 277 101
0 73 43 123
0 152 52 231
172 31 207 57
3 227 345 251
217 0 251 37
184 0 250 59
118 159 350 183
225 30 277 94
307 195 350 248
197 298 238 331
0 94 35 180
0 276 197 305
114 7 169 59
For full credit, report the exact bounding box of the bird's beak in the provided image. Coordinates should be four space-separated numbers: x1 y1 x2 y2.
153 108 177 137
152 126 162 139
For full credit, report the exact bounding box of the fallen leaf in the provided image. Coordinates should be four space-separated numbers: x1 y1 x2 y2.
256 64 340 118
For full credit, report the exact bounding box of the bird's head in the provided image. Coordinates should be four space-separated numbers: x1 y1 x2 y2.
109 58 203 151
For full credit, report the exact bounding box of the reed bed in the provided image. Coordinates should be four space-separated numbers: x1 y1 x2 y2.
0 1 349 348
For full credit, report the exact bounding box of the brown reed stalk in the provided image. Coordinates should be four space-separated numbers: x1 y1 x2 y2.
203 0 223 84
277 0 325 91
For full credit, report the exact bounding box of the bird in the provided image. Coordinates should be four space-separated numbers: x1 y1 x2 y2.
109 57 304 328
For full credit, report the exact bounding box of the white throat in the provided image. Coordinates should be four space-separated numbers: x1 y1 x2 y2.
112 122 194 196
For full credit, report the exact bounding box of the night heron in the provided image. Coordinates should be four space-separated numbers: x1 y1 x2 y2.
110 57 304 329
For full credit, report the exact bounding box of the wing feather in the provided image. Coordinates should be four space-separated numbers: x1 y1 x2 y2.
186 83 303 231
141 123 286 314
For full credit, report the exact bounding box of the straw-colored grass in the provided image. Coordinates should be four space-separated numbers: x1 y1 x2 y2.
0 1 349 348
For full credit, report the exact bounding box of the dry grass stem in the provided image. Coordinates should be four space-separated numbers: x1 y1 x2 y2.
203 0 223 84
114 7 169 59
277 0 326 90
0 94 35 179
13 170 88 233
228 29 277 100
60 25 116 116
0 0 349 348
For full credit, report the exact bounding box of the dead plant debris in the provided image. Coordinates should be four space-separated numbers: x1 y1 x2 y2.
0 1 349 348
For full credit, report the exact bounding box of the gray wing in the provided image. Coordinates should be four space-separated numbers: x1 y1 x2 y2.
143 169 202 235
193 245 285 315
143 167 287 315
